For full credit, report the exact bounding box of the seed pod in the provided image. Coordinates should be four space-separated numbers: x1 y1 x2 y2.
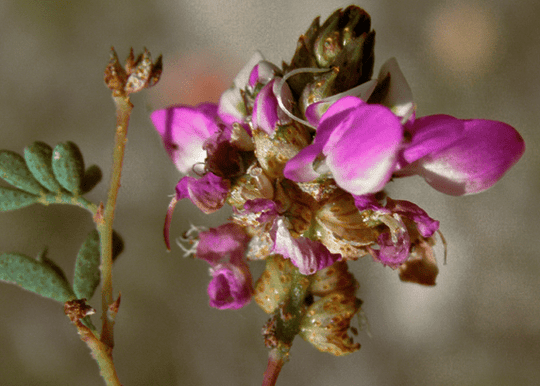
253 255 296 314
52 142 85 194
24 141 63 193
299 292 361 356
0 150 45 195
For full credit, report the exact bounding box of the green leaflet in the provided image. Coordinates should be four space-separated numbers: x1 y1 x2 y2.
52 142 85 194
0 186 39 211
81 165 103 194
0 150 46 195
73 230 100 300
24 141 63 193
0 252 76 303
73 229 124 300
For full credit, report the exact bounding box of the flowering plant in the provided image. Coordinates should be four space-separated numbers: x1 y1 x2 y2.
151 5 524 384
0 5 524 386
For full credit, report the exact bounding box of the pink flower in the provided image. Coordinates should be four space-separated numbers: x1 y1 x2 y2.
196 222 251 265
354 195 439 268
284 96 403 196
151 103 221 175
197 223 253 309
208 262 253 310
397 115 525 195
271 218 341 275
251 79 293 134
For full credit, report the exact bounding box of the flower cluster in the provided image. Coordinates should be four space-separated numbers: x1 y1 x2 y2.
151 6 524 354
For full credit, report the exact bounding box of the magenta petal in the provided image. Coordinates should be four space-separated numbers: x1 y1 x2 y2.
353 194 389 213
243 199 280 223
248 60 279 89
283 142 324 182
402 115 465 164
323 102 403 195
151 103 220 174
197 223 250 265
413 119 525 195
252 81 279 134
387 199 439 238
208 262 253 310
374 230 411 268
175 173 230 214
271 219 340 275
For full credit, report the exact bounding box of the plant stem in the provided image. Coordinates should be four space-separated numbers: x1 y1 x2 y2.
98 95 133 348
262 348 288 386
261 266 311 386
76 322 123 386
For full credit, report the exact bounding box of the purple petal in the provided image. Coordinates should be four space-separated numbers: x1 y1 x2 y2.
322 99 403 195
151 103 220 174
208 262 253 310
283 142 325 182
373 230 411 268
197 223 250 265
252 80 279 134
175 173 230 214
271 219 341 275
248 60 279 89
243 199 280 223
353 194 389 213
402 115 465 164
304 79 378 127
386 199 439 238
411 119 525 195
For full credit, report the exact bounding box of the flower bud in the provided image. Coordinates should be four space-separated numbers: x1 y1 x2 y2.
284 6 375 98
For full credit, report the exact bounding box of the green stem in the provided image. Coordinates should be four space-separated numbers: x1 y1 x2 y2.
39 191 99 215
97 95 133 348
75 322 122 386
262 267 311 386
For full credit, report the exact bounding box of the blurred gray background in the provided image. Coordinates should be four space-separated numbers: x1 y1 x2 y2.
0 1 538 385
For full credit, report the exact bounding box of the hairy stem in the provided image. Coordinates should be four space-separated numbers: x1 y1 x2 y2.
98 95 133 348
262 267 311 386
76 323 122 386
262 348 288 386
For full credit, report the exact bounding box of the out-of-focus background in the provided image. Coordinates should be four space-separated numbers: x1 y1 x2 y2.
1 1 538 385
